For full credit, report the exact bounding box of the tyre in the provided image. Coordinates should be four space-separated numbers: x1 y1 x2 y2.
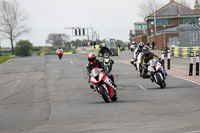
156 74 165 88
58 54 62 60
99 86 110 103
139 63 142 73
111 90 118 101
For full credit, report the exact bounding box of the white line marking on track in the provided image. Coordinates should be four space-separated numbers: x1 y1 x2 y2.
14 79 21 87
136 84 147 90
10 79 22 93
71 61 73 65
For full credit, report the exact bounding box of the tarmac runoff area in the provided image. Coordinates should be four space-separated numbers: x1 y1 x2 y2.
116 50 200 86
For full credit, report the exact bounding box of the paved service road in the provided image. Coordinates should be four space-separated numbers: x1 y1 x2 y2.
0 54 200 133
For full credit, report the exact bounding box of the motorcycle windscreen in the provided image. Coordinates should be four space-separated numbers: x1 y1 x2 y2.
91 68 100 77
104 52 110 58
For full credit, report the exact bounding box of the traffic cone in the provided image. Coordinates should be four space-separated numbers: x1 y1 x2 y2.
158 51 160 55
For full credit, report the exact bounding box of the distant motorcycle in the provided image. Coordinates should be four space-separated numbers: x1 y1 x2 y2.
147 58 167 88
57 52 63 60
89 68 117 103
100 52 113 74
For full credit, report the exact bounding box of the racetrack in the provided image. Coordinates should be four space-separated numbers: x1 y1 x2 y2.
0 53 200 133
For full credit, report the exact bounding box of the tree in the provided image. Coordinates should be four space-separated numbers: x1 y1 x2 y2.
138 0 190 18
0 0 30 55
46 33 70 47
15 40 33 56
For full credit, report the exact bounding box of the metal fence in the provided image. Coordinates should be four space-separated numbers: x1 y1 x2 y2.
179 30 200 47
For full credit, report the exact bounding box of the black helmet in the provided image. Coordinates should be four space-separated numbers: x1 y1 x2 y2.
88 53 96 64
143 46 150 55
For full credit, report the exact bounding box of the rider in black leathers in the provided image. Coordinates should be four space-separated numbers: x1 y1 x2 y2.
98 43 114 72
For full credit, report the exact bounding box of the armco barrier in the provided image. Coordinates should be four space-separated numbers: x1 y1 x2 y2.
170 46 200 58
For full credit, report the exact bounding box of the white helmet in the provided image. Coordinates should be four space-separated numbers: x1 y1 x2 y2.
101 43 106 48
139 42 144 46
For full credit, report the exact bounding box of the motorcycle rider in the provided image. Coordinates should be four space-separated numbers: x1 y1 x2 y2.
56 47 63 53
130 42 145 70
98 43 113 57
140 46 160 79
86 53 117 89
98 43 114 72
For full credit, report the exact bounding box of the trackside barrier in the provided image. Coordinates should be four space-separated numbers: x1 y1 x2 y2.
170 47 200 58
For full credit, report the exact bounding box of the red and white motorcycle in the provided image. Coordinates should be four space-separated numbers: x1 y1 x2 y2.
90 68 117 103
57 52 63 60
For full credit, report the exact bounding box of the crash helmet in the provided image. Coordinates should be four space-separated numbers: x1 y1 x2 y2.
101 43 107 48
142 46 150 55
139 42 144 49
88 53 96 64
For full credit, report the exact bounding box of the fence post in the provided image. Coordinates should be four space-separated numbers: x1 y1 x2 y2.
189 52 194 76
196 51 199 76
167 49 170 70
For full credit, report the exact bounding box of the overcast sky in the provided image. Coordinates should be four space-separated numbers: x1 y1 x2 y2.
0 0 195 47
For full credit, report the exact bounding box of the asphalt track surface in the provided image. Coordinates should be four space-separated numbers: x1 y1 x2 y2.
0 53 200 133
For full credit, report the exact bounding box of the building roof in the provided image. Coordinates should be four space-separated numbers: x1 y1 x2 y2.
145 1 200 20
134 22 147 25
157 23 200 34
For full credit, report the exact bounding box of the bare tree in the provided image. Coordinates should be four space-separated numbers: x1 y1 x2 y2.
46 34 70 48
138 0 164 18
0 0 30 55
176 0 190 8
138 0 190 18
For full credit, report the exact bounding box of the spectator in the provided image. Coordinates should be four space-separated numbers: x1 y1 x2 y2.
152 41 155 50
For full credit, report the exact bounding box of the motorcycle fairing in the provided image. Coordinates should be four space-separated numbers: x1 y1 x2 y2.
99 71 106 82
90 76 98 84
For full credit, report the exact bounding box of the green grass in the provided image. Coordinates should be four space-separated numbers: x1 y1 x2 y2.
0 56 15 64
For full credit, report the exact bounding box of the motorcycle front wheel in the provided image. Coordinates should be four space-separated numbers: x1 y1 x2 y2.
111 90 118 101
156 74 165 89
99 86 110 103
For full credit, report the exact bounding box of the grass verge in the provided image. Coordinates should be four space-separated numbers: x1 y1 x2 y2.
0 56 16 64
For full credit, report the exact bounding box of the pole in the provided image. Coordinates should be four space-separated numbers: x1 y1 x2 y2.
196 51 199 76
167 49 170 70
189 52 194 76
161 50 165 69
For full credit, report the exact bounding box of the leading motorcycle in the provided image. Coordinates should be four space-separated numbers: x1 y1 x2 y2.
57 52 63 60
89 68 117 103
147 58 167 88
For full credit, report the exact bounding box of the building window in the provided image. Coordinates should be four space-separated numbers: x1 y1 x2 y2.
156 19 166 26
166 18 172 26
179 17 197 25
136 24 142 30
179 18 184 25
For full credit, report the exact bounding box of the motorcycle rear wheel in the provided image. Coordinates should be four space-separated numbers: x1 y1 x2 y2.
156 74 165 89
99 86 110 103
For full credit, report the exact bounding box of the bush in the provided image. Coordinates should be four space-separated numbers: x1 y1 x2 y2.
15 40 33 56
40 47 53 54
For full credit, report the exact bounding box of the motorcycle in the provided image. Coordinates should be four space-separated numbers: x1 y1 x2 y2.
89 68 117 103
147 58 167 88
100 52 113 75
57 52 63 60
131 51 143 74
